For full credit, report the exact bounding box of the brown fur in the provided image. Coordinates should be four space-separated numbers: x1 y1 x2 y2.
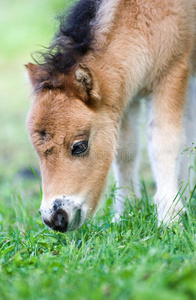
27 67 117 212
27 0 196 230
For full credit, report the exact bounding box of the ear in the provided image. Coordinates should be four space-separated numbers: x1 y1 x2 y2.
25 63 54 92
25 63 43 86
75 64 101 102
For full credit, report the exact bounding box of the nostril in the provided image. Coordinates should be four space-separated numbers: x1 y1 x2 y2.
55 211 66 227
51 209 68 232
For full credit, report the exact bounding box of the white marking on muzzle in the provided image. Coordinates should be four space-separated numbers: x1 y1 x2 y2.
40 195 88 231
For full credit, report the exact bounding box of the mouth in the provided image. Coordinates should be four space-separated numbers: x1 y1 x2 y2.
67 208 82 231
41 197 87 232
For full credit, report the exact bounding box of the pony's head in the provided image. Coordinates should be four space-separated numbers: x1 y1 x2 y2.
26 63 116 231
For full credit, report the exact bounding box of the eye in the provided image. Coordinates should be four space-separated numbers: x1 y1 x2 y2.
72 141 89 156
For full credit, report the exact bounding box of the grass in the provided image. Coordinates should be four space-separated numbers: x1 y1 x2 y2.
0 189 196 300
0 1 196 299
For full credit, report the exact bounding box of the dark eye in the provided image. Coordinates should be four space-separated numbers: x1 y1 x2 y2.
72 141 89 156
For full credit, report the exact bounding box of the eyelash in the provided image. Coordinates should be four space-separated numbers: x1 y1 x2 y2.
71 141 89 156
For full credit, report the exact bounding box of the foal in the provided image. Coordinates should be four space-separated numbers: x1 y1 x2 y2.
26 0 196 231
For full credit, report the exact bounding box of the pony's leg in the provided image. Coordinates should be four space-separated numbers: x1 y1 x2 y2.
113 100 141 216
147 58 189 225
179 78 196 198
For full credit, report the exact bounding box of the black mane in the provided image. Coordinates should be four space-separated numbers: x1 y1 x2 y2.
35 0 102 74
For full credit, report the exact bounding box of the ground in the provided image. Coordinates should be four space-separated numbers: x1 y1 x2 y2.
0 1 196 299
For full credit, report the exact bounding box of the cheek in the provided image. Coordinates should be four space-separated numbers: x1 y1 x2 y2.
80 155 113 211
40 145 113 212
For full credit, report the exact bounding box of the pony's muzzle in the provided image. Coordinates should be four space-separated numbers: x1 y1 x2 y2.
41 198 85 232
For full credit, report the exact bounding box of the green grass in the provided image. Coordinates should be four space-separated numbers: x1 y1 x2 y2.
0 189 196 300
0 1 196 299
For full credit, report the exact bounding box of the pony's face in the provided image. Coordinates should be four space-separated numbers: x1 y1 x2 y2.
26 63 116 232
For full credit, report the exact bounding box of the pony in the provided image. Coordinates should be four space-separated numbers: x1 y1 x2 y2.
26 0 196 232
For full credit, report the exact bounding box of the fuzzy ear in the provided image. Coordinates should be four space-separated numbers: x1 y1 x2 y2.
25 63 38 80
25 63 43 86
25 63 54 92
75 64 101 102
